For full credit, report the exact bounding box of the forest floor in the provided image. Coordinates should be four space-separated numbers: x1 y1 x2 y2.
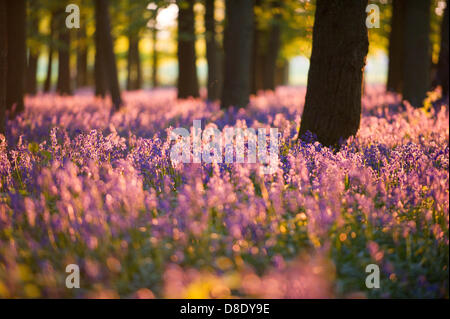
0 86 448 298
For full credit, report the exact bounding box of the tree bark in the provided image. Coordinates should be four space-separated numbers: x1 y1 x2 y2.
402 0 431 107
56 10 72 95
44 12 55 93
387 0 405 93
76 27 88 88
205 0 220 101
6 0 26 116
221 0 254 108
299 0 369 147
436 0 449 97
126 34 142 90
95 0 122 110
0 0 7 134
251 26 265 95
177 0 199 98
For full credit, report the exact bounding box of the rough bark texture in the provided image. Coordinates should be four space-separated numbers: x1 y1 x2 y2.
177 0 199 98
205 0 221 101
263 1 282 91
94 27 106 97
76 27 89 88
221 0 254 108
436 0 449 97
402 0 431 107
6 0 26 116
299 0 369 147
151 26 159 88
386 0 405 93
126 34 142 91
0 0 6 134
95 0 122 110
44 13 55 93
56 10 72 95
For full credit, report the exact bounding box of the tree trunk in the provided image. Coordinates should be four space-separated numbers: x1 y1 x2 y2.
177 0 199 98
56 10 72 95
94 28 106 97
251 26 265 95
151 26 159 88
299 0 369 147
221 0 254 108
126 34 142 90
26 5 40 96
386 0 405 93
205 0 220 101
275 59 289 87
436 0 449 98
263 1 282 91
95 0 122 110
44 13 55 93
76 27 88 88
402 0 431 107
6 0 26 116
0 0 7 134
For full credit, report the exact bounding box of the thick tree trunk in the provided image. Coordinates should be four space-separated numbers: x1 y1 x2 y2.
299 0 369 147
177 0 199 98
436 0 449 97
205 0 220 101
126 34 142 91
263 1 282 91
221 0 254 108
0 0 7 134
44 13 55 93
387 0 405 93
151 26 159 88
6 0 26 116
402 0 431 107
76 27 88 88
56 10 72 95
95 0 122 110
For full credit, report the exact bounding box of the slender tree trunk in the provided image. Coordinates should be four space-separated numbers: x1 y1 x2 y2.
275 59 289 87
402 0 431 107
205 0 220 101
76 27 88 88
299 0 369 147
251 27 265 95
26 5 40 95
177 0 199 98
436 0 449 97
6 0 26 116
151 26 159 88
94 28 106 97
44 13 55 93
95 0 122 110
56 10 72 95
126 34 141 90
221 0 254 108
263 1 282 91
0 0 7 134
386 0 405 93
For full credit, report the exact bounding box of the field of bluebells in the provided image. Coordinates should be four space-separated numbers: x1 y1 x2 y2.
0 86 448 298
